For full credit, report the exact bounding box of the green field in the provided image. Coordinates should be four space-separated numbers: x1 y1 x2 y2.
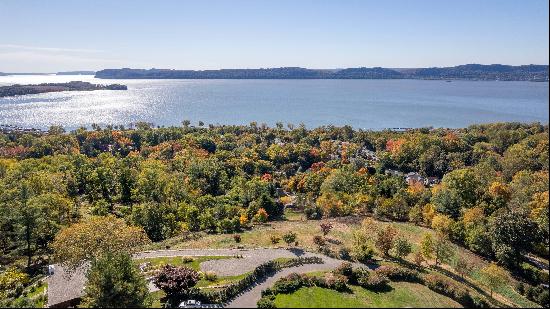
274 282 462 308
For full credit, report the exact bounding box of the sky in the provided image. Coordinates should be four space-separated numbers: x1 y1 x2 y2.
0 0 548 72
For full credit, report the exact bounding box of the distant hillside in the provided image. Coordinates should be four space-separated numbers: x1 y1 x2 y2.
56 71 96 75
0 72 7 76
95 64 548 81
404 64 549 81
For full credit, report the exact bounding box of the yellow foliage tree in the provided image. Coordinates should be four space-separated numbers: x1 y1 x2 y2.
52 216 150 270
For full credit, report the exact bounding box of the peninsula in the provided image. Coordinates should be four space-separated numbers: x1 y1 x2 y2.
95 64 549 81
0 81 127 98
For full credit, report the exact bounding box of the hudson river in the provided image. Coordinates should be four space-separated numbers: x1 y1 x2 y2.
0 75 548 130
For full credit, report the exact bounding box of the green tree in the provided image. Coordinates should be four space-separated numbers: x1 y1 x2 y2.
432 169 480 218
352 228 375 264
392 237 412 259
81 252 151 308
434 236 454 265
489 208 538 267
131 202 179 242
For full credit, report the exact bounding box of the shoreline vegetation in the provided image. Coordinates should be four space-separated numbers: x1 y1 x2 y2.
0 81 127 98
94 64 549 81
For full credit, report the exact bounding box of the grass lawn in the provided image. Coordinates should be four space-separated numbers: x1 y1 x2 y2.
135 255 232 271
137 255 249 289
274 282 462 308
27 281 47 299
149 290 165 308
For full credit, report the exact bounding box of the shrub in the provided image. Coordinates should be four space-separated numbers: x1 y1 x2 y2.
351 267 369 285
333 262 354 279
320 222 333 235
536 289 549 307
233 234 242 243
375 225 398 256
152 265 200 297
270 235 281 244
358 272 389 291
218 218 236 233
257 296 277 308
515 282 525 295
181 256 194 263
519 262 548 285
254 208 269 223
338 247 352 260
323 273 348 292
313 235 326 248
0 267 29 294
423 274 474 307
304 204 323 220
352 242 374 264
413 251 426 267
392 237 412 259
524 285 550 307
282 232 297 246
204 271 218 282
271 273 306 294
374 265 421 283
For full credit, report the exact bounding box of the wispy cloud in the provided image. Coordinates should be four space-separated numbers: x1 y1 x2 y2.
0 44 103 53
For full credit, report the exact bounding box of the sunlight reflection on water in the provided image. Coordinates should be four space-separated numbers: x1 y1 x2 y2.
0 75 548 130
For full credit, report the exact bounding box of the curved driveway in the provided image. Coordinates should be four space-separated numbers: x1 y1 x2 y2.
49 248 364 308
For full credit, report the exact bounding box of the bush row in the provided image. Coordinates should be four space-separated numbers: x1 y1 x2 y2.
319 263 489 308
200 256 324 304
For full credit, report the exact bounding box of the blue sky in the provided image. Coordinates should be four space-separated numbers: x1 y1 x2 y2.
0 0 548 72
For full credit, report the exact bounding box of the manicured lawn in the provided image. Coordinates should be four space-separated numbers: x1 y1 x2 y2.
137 255 248 289
274 282 463 308
149 290 165 308
135 255 232 271
196 272 250 288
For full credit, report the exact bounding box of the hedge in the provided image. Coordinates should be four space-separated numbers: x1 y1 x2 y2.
200 256 324 304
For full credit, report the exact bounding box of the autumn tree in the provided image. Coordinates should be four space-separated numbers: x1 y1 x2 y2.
52 216 150 270
452 256 473 279
420 233 435 262
480 263 507 298
375 225 398 256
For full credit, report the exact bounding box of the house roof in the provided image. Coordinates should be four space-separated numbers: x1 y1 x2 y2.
47 264 88 307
